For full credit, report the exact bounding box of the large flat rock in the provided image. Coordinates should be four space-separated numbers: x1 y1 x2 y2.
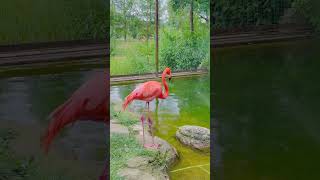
176 125 210 151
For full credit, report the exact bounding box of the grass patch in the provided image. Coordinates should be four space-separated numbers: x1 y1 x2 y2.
110 40 155 76
110 103 171 179
110 133 155 180
111 104 139 128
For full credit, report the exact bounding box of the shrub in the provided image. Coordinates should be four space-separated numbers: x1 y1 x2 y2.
159 27 209 71
293 0 320 31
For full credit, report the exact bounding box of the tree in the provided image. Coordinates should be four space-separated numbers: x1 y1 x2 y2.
190 0 194 32
293 0 320 31
155 0 159 76
111 0 135 40
169 0 209 31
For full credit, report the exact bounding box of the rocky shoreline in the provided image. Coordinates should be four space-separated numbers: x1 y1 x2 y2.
111 118 179 180
110 106 210 180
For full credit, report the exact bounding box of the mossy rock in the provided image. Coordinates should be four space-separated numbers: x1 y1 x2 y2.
176 125 210 151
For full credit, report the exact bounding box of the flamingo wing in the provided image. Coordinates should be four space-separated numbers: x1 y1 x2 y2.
122 81 162 110
137 81 162 101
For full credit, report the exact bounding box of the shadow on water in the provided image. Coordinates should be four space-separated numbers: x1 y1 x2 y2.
213 38 320 180
111 75 210 180
0 62 107 179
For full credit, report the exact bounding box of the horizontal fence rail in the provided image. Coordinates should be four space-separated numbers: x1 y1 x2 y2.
0 40 108 66
211 25 314 48
111 69 208 84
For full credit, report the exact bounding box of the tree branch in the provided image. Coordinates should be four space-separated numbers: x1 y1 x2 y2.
199 14 209 22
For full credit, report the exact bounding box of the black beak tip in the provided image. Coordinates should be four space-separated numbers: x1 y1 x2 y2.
169 77 172 82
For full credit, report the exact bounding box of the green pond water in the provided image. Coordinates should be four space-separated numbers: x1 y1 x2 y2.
213 38 320 179
111 75 210 180
0 63 107 179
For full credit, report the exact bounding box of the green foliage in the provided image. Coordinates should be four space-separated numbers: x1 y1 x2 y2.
111 40 155 75
0 0 107 45
111 105 139 128
111 0 156 40
160 23 209 70
199 52 210 70
170 0 209 18
293 0 320 31
73 1 109 40
212 0 292 30
110 133 156 180
148 151 169 170
111 0 209 75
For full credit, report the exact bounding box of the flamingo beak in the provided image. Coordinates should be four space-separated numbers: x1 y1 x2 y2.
169 76 172 82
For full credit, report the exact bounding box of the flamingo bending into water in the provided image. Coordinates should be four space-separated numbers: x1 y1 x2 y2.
41 71 109 180
122 67 172 149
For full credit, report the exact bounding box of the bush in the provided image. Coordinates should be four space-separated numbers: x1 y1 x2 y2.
159 27 209 71
212 0 292 30
293 0 320 31
127 41 155 74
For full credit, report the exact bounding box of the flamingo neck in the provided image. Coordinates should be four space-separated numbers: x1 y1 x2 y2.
161 71 169 99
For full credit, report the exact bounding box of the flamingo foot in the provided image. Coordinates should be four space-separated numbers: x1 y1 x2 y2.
143 143 161 149
99 175 107 180
140 115 146 145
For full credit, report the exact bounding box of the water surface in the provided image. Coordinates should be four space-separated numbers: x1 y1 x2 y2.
0 63 107 179
213 38 320 179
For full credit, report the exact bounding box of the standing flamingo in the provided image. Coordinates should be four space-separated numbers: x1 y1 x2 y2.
122 67 172 149
41 71 109 180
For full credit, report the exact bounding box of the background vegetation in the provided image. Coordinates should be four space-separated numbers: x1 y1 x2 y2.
211 0 320 32
292 0 320 31
110 0 210 76
0 0 108 45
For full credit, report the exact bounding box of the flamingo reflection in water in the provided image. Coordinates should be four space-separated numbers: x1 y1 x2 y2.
41 71 109 180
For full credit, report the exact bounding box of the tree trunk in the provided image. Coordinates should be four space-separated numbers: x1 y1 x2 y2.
155 0 159 76
190 0 194 32
147 0 151 63
147 0 152 42
124 20 127 41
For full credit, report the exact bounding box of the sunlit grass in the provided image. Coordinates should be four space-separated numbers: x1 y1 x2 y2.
111 39 155 76
110 104 139 128
110 133 156 180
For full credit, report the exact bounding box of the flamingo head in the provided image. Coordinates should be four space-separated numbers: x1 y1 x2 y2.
164 67 172 81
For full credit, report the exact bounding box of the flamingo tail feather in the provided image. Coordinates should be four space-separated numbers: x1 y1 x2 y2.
122 92 136 111
41 99 78 153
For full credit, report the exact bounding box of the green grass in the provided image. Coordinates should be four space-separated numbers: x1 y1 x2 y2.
110 39 155 76
110 103 162 179
110 133 156 180
0 0 107 45
111 104 139 128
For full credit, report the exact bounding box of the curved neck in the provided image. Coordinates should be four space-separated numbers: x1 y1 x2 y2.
161 72 169 99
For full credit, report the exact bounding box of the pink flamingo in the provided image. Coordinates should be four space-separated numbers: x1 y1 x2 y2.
122 67 172 149
41 71 109 180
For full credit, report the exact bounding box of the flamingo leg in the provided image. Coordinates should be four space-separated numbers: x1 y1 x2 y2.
148 116 154 145
100 116 108 180
99 161 108 180
147 102 154 144
144 102 160 149
140 115 145 146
